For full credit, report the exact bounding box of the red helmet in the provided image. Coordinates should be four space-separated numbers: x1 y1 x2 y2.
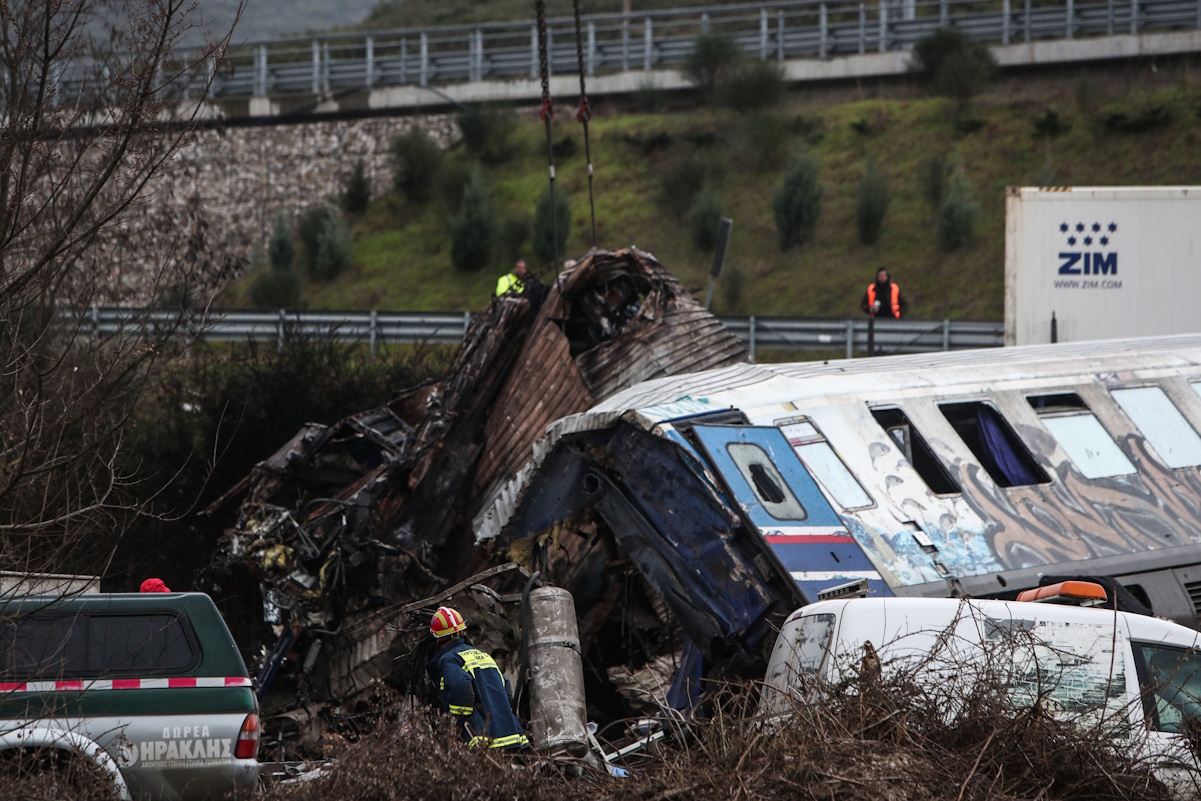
431 606 466 639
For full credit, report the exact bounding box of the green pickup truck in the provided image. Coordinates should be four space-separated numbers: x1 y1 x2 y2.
0 592 260 799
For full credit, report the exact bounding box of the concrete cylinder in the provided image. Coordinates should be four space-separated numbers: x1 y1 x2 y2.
527 586 588 756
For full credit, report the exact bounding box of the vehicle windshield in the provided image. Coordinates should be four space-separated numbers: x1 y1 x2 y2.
1135 642 1201 733
761 613 835 715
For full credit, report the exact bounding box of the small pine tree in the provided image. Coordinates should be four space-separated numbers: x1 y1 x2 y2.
391 127 442 202
342 159 371 215
772 151 823 251
939 172 980 250
856 157 890 245
450 171 496 272
313 213 354 281
911 29 997 110
252 211 302 308
268 210 294 272
683 33 743 99
689 187 724 252
532 187 571 266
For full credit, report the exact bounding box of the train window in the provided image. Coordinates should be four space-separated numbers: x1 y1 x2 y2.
1028 393 1135 479
939 402 1050 488
726 443 808 521
1112 387 1201 469
869 408 960 495
779 420 873 510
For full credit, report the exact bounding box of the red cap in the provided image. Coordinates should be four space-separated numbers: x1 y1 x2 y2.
140 578 171 593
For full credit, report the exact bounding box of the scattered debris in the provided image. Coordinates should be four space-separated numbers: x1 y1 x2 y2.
202 248 751 754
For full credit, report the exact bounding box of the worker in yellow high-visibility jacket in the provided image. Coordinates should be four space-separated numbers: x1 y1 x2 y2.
495 260 527 297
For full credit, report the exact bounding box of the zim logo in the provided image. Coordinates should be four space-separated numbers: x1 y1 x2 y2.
1057 221 1118 275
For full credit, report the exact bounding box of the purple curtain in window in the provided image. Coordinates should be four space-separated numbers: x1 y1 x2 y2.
976 406 1042 486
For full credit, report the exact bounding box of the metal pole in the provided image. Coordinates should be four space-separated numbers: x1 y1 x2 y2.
622 18 630 70
464 311 472 336
749 316 757 361
278 309 286 353
878 0 888 53
401 38 408 84
322 43 330 91
643 18 652 70
548 27 554 76
587 21 596 75
1108 0 1115 35
940 0 948 26
867 313 875 356
370 310 378 361
1025 0 1032 41
1130 0 1138 33
311 40 320 94
420 32 429 85
859 3 867 54
1066 0 1074 38
532 24 539 77
1003 0 1011 43
702 12 710 33
846 319 855 359
942 319 950 351
760 8 769 59
820 4 828 58
366 37 375 87
777 9 785 60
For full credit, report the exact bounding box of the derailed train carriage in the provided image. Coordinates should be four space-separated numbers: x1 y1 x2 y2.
478 334 1201 709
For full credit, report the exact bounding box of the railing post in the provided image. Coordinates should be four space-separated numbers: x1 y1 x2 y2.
820 4 829 58
940 0 948 27
1108 0 1115 35
401 38 408 84
943 319 951 351
91 306 100 340
1003 0 1011 43
366 36 375 88
760 8 769 59
468 31 476 82
548 27 554 76
846 319 855 359
859 3 867 54
1025 0 1032 41
587 21 596 75
531 24 539 77
479 29 486 80
420 32 429 85
463 311 471 336
1066 0 1074 38
278 309 286 353
878 0 888 53
370 310 379 361
322 43 331 91
622 19 630 71
253 45 264 95
749 315 757 361
311 40 320 94
643 17 652 70
777 9 785 60
702 12 710 34
1130 0 1138 33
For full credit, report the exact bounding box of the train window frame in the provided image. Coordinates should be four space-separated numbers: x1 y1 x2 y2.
868 406 961 496
1111 386 1201 470
725 442 809 522
1027 392 1136 479
776 416 875 511
938 400 1051 488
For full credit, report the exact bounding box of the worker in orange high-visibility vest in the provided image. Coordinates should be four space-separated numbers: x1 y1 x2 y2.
860 267 908 319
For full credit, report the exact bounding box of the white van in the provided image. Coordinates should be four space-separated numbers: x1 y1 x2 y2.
760 583 1201 795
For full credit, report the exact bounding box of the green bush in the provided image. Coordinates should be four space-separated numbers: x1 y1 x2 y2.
1103 103 1174 133
683 33 743 99
392 127 442 202
342 158 372 215
450 170 496 272
772 151 823 251
939 172 979 250
532 187 571 266
1032 107 1071 139
455 105 516 164
249 261 301 309
856 157 890 245
297 205 335 276
267 210 294 272
434 159 473 210
313 213 354 282
911 28 997 108
658 155 707 220
689 187 724 252
718 60 786 112
743 113 791 171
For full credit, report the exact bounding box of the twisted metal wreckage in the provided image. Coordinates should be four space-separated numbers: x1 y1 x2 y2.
203 248 804 756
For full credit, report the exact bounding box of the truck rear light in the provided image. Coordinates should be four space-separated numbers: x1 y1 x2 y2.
1016 580 1108 606
234 713 259 760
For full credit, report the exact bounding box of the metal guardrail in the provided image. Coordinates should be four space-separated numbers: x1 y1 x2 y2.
48 0 1201 102
196 0 1198 99
82 307 1003 359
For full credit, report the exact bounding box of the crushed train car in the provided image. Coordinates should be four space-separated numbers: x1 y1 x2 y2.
201 248 753 749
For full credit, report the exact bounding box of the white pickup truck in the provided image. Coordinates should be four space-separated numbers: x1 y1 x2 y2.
760 582 1201 795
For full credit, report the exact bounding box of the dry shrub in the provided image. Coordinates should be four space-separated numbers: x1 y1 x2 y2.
0 749 122 800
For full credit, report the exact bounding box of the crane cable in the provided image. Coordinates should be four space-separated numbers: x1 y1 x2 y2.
534 0 561 275
571 0 598 248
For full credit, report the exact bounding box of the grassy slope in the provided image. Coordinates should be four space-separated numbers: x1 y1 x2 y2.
247 66 1201 320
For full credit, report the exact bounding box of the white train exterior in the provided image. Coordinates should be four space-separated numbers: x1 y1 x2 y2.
479 335 1201 633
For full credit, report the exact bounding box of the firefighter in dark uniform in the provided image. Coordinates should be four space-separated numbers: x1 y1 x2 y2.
425 606 530 750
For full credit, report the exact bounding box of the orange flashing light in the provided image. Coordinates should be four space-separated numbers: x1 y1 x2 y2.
1016 581 1109 605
